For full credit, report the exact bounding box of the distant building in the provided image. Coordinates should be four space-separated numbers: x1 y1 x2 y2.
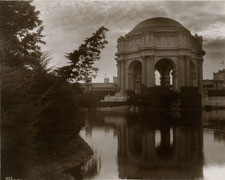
113 76 117 84
80 78 117 101
82 82 116 91
203 79 224 90
214 69 225 81
81 77 117 92
104 77 110 83
202 69 225 109
203 69 225 90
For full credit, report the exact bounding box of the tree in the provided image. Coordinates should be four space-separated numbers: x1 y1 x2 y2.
56 26 108 82
0 1 45 67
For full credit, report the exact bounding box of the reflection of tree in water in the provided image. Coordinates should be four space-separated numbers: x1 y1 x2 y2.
82 153 101 179
64 152 101 180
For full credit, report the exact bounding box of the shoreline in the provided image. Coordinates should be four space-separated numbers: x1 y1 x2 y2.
26 135 93 180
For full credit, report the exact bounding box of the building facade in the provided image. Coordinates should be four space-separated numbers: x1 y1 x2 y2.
214 69 225 81
81 77 116 91
203 79 224 90
203 69 225 91
116 17 205 93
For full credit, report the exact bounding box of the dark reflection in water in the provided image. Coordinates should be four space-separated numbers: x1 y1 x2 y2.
1 111 91 180
203 110 225 142
80 110 225 180
2 109 225 180
111 112 203 179
117 112 203 179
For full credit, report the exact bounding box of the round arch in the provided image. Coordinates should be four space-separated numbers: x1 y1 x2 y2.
127 60 142 93
154 58 176 88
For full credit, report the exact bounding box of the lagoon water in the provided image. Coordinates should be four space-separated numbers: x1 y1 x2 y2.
78 110 225 180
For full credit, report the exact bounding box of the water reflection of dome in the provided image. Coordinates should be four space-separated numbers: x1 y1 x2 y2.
111 113 204 180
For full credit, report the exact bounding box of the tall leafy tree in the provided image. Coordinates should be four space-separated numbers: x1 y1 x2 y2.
0 1 45 67
56 26 108 82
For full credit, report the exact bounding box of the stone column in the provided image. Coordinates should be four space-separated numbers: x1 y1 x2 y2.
128 73 134 90
142 57 146 86
136 75 142 94
178 55 185 89
146 56 155 87
172 70 178 91
164 74 170 87
125 61 129 91
117 61 121 90
121 60 125 93
191 72 197 87
198 59 203 92
185 56 191 86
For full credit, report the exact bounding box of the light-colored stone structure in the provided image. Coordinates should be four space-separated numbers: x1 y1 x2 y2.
116 17 205 93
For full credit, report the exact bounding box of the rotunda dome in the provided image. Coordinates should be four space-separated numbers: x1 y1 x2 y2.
128 17 189 36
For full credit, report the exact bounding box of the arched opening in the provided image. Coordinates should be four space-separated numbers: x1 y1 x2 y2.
190 60 197 87
128 60 142 94
155 58 175 89
155 70 161 86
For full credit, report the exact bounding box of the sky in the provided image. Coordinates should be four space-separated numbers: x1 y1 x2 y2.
33 0 225 82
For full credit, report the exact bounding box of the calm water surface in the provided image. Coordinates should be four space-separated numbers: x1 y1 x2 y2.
79 110 225 180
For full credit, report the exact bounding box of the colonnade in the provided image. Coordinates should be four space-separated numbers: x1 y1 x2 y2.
117 55 202 93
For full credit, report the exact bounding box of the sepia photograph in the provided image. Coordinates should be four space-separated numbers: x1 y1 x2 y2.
1 0 225 180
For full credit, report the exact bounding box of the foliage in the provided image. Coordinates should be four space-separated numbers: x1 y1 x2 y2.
56 26 108 82
141 87 181 109
1 3 46 174
126 90 143 106
1 1 109 177
125 90 136 97
81 91 98 109
1 66 37 178
34 80 86 161
0 1 45 67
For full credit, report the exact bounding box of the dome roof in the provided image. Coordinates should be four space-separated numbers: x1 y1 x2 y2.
128 17 188 36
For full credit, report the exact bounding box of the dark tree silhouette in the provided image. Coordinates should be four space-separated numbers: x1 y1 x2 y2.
56 26 108 82
0 1 45 67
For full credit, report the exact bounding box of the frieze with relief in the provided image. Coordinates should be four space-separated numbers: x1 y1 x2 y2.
142 33 153 45
180 34 190 45
157 36 177 47
126 38 141 50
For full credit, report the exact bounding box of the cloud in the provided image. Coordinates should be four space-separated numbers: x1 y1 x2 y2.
204 38 225 63
33 0 225 81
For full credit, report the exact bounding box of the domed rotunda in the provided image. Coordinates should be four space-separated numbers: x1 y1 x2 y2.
116 17 205 93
